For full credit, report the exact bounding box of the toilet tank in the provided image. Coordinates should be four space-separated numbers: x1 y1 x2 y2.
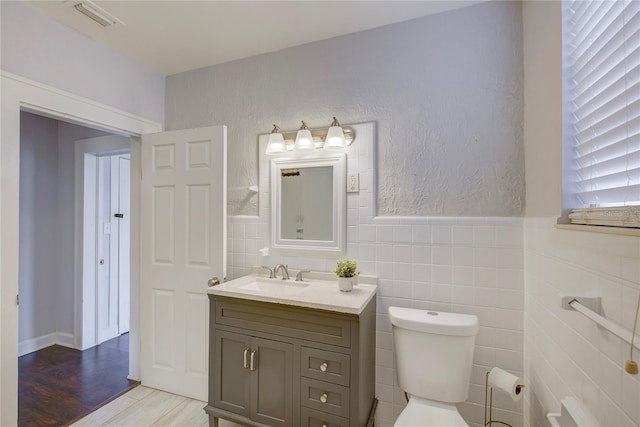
389 307 479 403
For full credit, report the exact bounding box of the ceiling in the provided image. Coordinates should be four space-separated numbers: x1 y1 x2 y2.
28 0 484 76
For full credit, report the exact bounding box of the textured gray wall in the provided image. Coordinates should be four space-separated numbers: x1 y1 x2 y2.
166 0 524 217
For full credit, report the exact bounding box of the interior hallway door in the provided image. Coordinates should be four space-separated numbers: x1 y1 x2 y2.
140 126 226 401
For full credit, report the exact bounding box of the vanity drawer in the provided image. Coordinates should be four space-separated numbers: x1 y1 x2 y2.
300 377 350 419
215 299 351 347
301 347 350 387
301 407 350 427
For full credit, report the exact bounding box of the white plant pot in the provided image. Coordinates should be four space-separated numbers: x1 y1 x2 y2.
338 277 354 292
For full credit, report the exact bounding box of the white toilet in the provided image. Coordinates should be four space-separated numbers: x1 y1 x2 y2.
388 306 479 427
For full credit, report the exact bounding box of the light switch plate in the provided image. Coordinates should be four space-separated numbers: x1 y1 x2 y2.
347 173 359 192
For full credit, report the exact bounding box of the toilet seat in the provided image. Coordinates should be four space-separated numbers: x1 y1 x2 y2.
394 397 468 427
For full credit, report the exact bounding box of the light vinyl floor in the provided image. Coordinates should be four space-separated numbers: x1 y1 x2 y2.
72 386 241 426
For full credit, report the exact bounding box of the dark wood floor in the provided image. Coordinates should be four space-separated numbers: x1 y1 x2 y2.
18 333 138 427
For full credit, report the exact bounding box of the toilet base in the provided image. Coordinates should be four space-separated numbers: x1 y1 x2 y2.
394 396 468 427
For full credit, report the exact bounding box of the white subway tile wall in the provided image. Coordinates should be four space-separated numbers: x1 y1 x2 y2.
223 123 525 427
228 215 524 427
524 218 640 427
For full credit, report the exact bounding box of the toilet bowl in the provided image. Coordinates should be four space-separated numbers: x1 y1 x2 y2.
388 306 479 427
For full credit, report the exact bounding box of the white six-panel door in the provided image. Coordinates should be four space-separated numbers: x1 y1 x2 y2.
140 126 226 401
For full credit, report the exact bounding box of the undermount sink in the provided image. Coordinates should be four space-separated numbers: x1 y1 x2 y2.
237 278 310 295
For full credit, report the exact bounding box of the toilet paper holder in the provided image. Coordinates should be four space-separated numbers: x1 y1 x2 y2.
484 367 525 427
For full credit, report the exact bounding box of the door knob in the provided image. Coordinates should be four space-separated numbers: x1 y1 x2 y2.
208 277 220 287
320 392 328 403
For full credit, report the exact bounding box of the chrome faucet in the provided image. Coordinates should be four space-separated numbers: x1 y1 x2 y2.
274 264 290 280
295 270 310 282
259 266 275 278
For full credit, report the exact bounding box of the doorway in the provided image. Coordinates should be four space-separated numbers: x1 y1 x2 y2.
18 113 132 352
1 72 162 424
102 153 131 342
76 136 132 349
89 151 131 345
17 112 134 425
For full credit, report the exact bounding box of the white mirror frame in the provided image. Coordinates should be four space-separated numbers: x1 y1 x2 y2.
271 154 346 253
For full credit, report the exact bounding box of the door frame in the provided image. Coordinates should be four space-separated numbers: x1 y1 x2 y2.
75 137 130 350
0 70 162 425
113 154 131 336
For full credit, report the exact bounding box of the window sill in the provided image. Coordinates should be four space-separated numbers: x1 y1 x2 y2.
555 223 640 237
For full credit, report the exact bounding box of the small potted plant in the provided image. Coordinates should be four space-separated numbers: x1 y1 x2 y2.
335 258 358 292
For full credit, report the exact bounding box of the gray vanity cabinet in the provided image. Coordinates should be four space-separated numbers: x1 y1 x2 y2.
205 295 376 427
214 330 251 417
214 330 293 426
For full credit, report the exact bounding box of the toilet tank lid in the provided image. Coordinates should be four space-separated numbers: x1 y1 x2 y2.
388 307 479 336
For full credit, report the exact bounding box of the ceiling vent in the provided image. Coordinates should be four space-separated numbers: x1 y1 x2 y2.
72 1 124 28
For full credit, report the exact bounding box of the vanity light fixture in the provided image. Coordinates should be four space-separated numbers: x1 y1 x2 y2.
293 121 314 151
265 117 354 155
265 124 286 155
323 117 347 151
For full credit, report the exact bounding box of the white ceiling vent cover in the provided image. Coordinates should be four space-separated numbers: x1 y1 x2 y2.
72 1 124 28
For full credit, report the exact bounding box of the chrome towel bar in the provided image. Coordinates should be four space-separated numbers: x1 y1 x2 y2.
561 294 640 351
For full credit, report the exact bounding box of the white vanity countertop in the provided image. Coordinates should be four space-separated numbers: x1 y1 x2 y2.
207 272 377 315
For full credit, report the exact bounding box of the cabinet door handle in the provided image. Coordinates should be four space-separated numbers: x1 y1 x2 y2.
243 348 249 369
319 362 328 372
319 392 328 404
250 350 257 371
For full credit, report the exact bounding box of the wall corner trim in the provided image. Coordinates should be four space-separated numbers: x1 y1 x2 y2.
1 70 163 136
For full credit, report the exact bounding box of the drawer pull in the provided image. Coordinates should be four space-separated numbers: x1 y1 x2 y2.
323 424 328 427
243 348 249 369
320 392 328 404
250 350 257 371
320 362 328 372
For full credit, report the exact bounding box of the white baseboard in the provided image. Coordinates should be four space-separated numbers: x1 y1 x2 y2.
56 332 75 349
18 332 76 356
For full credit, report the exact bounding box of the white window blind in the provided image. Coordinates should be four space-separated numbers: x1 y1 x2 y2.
564 0 640 228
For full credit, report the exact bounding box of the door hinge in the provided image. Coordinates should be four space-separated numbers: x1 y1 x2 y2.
16 294 19 305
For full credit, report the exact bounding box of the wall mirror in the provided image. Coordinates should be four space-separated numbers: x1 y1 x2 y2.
271 155 346 253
